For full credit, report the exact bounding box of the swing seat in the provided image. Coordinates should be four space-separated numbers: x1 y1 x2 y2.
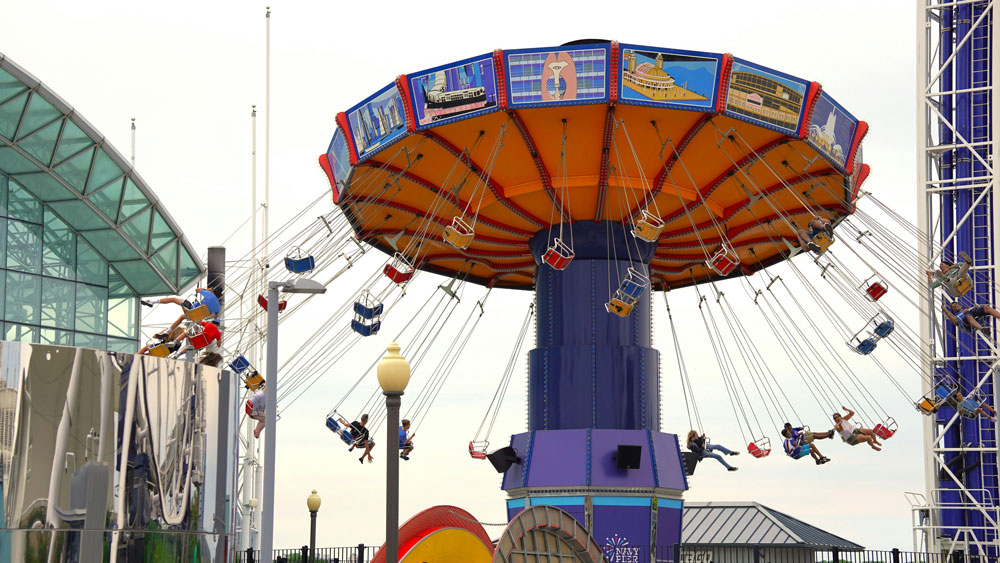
618 268 650 300
188 329 211 351
946 276 974 299
443 217 475 250
632 210 665 243
353 299 384 319
866 282 888 301
229 355 250 374
326 417 356 446
916 397 938 415
384 253 415 284
257 294 288 313
245 400 255 416
874 320 895 338
542 238 574 270
790 443 811 460
873 417 897 439
606 297 634 317
469 441 489 460
147 342 172 358
284 255 316 274
351 319 382 336
243 371 265 391
811 231 834 254
183 303 213 322
706 244 740 276
958 397 983 419
855 337 877 355
747 438 771 458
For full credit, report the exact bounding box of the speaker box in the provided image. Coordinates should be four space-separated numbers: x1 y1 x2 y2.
486 446 521 473
613 444 642 470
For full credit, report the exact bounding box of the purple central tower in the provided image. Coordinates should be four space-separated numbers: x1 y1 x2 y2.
499 222 688 559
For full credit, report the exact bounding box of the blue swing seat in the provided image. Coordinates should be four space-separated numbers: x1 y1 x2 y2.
228 355 250 374
790 443 811 460
351 319 381 336
618 268 649 301
856 337 877 355
354 300 384 320
326 416 356 446
959 397 984 418
935 384 957 402
874 320 895 338
285 255 316 274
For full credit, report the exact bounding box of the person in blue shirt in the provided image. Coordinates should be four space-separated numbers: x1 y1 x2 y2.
781 422 832 464
942 301 1000 333
780 427 830 464
144 287 223 339
795 216 834 253
399 419 415 461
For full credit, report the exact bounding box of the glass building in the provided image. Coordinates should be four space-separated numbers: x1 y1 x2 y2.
0 54 203 352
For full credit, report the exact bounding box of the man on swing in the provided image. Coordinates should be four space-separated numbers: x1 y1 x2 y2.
338 413 376 464
942 300 1000 334
795 216 834 253
833 406 882 451
780 425 830 465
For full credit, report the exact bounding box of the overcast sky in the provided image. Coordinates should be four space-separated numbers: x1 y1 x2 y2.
3 0 925 553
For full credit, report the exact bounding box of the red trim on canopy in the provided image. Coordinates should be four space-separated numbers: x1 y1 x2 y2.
609 41 620 104
594 106 616 221
395 74 417 133
317 153 341 204
798 81 823 139
336 112 359 166
714 54 734 114
494 49 509 111
509 110 567 223
633 114 713 219
845 120 869 172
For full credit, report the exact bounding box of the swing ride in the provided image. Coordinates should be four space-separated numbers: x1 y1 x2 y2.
205 37 996 560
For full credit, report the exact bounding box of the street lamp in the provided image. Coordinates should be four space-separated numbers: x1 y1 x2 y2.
377 342 410 563
260 278 327 563
306 490 321 563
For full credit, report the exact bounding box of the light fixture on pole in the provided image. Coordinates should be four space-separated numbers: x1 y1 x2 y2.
306 490 321 563
377 342 410 563
260 278 326 563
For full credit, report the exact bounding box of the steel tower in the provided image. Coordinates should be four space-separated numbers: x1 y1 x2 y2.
917 0 1000 557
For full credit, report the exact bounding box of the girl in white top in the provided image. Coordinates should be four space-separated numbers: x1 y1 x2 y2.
248 388 266 438
833 406 882 451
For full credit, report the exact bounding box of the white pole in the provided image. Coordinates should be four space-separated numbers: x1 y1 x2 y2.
241 105 258 552
130 118 136 167
263 6 271 277
261 282 280 563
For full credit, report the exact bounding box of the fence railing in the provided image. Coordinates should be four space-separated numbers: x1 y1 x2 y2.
241 545 991 563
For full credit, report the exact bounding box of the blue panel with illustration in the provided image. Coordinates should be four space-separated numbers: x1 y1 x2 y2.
505 44 610 108
409 53 499 130
806 91 859 171
326 128 352 194
618 44 721 111
725 58 810 136
346 82 408 162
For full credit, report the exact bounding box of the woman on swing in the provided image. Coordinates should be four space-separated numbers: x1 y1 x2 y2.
686 430 739 472
833 406 882 451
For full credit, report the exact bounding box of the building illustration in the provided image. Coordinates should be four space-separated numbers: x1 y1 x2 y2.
726 63 805 133
621 49 709 103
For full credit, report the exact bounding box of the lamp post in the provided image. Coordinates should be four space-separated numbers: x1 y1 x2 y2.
306 490 321 563
377 342 410 563
260 278 327 563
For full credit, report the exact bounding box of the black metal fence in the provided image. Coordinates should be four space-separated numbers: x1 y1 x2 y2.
240 545 988 563
234 543 378 563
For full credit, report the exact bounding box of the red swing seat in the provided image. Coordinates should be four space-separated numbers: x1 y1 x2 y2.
542 238 574 270
383 252 415 284
245 400 253 415
257 294 287 312
747 437 771 458
866 282 888 301
873 417 897 439
468 441 488 460
706 244 740 276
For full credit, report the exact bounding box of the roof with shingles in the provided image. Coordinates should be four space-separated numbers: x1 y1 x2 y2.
682 501 864 550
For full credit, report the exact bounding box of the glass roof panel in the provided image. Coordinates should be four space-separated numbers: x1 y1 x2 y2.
18 119 61 165
108 267 131 297
113 260 171 295
87 178 124 222
53 146 93 192
120 206 151 253
0 68 27 106
0 146 42 175
17 93 61 140
48 199 111 230
119 178 149 222
0 93 28 139
76 240 108 286
151 240 178 284
52 119 93 165
12 171 74 201
79 229 140 261
149 209 175 253
179 246 200 287
86 149 123 194
8 181 42 223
